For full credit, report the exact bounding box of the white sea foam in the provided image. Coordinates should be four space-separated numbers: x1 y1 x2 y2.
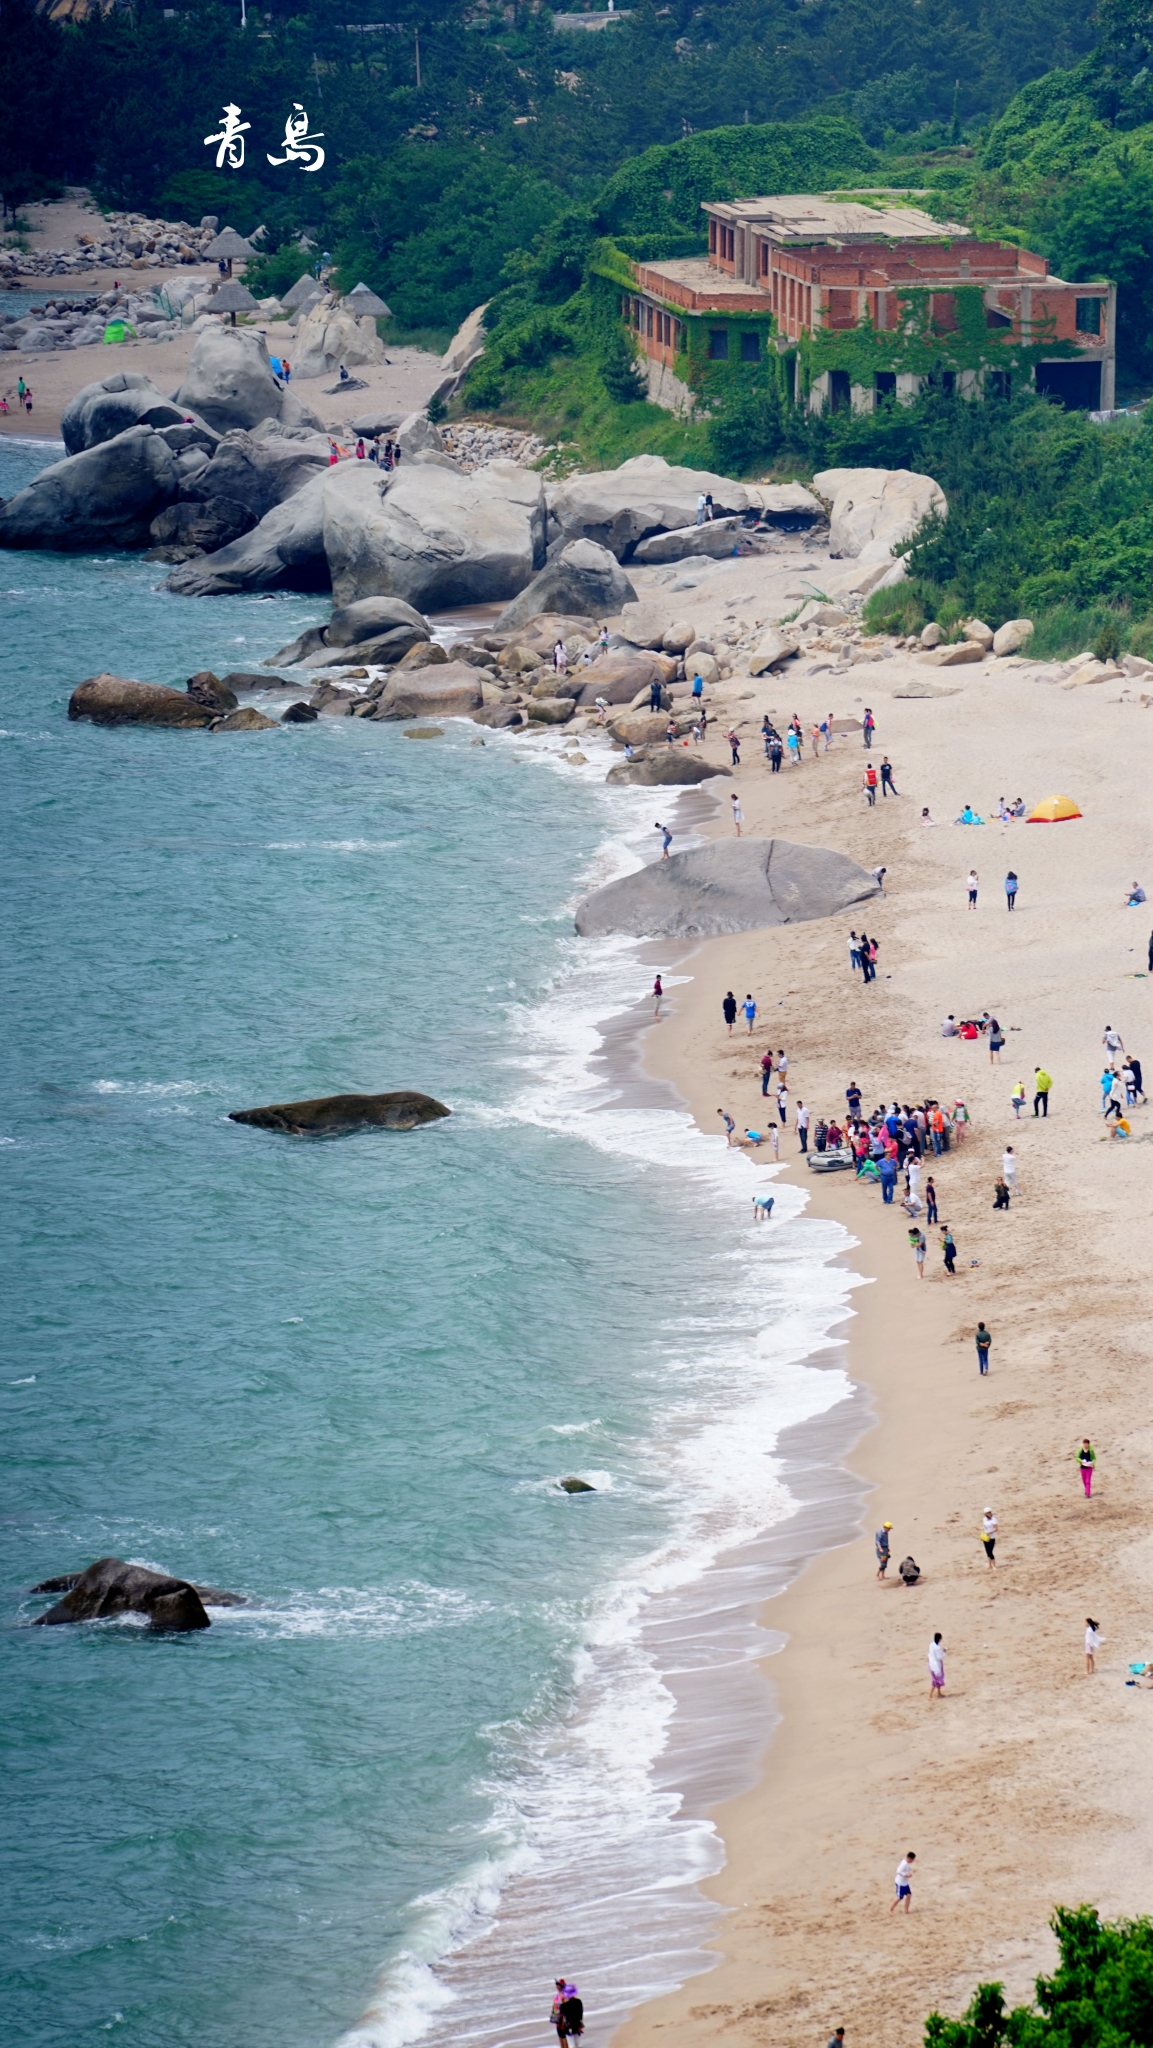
337 785 867 2048
265 839 403 853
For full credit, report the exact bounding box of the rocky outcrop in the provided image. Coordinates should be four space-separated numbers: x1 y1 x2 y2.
370 662 485 720
631 517 747 564
745 481 827 523
578 651 666 705
547 456 752 559
165 468 331 595
574 838 879 939
0 426 177 550
174 326 323 435
68 671 215 727
558 1477 595 1494
213 707 278 731
495 539 636 629
323 460 547 610
270 595 431 669
179 421 330 523
186 670 239 712
993 618 1033 655
61 371 215 455
31 1557 243 1631
606 753 731 786
812 467 947 563
290 304 387 380
229 1090 451 1134
150 497 255 552
748 627 800 675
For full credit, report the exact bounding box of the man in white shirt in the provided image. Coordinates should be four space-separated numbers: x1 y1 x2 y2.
982 1509 997 1567
1103 1024 1125 1057
928 1633 946 1701
941 1014 958 1036
888 1851 916 1914
1002 1146 1018 1194
796 1101 811 1154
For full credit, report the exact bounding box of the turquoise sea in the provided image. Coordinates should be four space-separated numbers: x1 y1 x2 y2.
1 435 861 2048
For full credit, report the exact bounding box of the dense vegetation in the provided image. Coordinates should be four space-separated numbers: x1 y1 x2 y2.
925 1907 1153 2048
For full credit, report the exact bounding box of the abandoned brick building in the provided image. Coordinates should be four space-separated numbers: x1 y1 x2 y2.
602 195 1115 416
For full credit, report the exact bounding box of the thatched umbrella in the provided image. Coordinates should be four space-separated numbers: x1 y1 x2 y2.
344 281 391 321
205 225 255 277
211 278 257 327
282 273 325 313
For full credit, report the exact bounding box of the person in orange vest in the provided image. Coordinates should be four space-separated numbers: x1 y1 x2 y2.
863 762 879 805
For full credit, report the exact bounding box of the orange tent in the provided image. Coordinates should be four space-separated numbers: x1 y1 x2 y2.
1026 793 1082 823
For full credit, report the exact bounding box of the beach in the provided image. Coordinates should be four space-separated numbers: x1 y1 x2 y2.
615 657 1153 2048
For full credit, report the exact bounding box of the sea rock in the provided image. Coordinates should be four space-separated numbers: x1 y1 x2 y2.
608 711 684 746
0 426 177 551
180 421 330 522
213 707 278 731
923 641 985 667
165 468 331 595
684 652 719 685
581 651 666 705
618 602 670 650
812 466 947 563
186 670 239 711
371 662 485 720
441 302 488 376
270 595 430 668
472 704 525 729
526 696 576 723
68 671 215 727
221 671 289 693
795 601 849 628
631 516 747 564
606 753 731 786
558 1477 595 1494
61 370 214 455
574 837 879 939
150 497 255 552
992 618 1034 656
229 1090 451 1134
748 628 799 674
323 459 547 610
396 641 448 669
547 456 750 559
351 411 402 440
175 326 291 434
30 1557 240 1631
494 539 636 630
281 701 319 722
964 618 994 650
403 726 444 739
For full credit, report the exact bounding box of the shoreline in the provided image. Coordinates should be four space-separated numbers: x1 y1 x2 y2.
605 663 1153 2048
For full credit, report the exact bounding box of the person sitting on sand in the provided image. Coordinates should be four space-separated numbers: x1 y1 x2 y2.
1127 883 1147 906
898 1556 921 1586
955 804 984 825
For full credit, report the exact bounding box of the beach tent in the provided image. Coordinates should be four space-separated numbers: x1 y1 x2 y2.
102 320 135 343
1026 793 1082 822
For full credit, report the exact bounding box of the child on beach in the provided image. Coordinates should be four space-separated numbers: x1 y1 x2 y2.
928 1634 946 1699
1085 1620 1100 1674
889 1852 916 1913
1079 1439 1096 1497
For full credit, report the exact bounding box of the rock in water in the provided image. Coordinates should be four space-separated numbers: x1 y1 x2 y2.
370 663 484 721
0 426 178 551
69 673 215 727
29 1557 243 1630
605 753 731 786
212 707 278 731
574 838 879 939
186 670 239 712
558 1477 595 1494
494 540 636 630
229 1091 451 1135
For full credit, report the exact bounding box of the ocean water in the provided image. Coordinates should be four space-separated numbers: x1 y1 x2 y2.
0 437 863 2048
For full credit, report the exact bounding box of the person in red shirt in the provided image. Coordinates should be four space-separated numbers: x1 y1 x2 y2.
863 764 879 806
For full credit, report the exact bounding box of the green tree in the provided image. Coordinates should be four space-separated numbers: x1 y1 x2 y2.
1048 161 1153 382
926 1906 1153 2048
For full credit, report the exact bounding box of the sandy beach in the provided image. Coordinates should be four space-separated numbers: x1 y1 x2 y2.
607 650 1153 2048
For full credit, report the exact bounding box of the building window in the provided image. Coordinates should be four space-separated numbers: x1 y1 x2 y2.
740 332 760 361
985 305 1012 330
987 369 1011 399
829 369 850 413
1076 296 1102 335
874 371 896 406
709 329 729 360
646 306 653 337
709 220 717 255
827 289 856 330
940 370 956 395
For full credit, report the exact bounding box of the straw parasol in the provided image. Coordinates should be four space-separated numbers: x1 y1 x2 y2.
1026 793 1082 822
210 278 257 326
282 273 325 313
204 225 255 275
344 281 391 320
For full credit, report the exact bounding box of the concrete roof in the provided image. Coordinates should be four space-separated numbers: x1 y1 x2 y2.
702 196 966 242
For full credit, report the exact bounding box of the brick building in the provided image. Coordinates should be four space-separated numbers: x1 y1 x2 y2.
603 194 1115 415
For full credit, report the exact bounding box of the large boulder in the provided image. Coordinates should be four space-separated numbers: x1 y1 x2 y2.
606 753 731 786
291 304 387 379
812 467 947 564
574 838 880 939
993 618 1033 656
269 595 430 667
0 426 177 551
323 459 547 610
547 455 751 560
370 661 484 720
165 469 331 595
579 650 666 705
745 481 826 523
31 1558 233 1631
150 498 256 552
396 412 443 458
229 1090 450 1134
495 539 636 630
175 326 290 435
61 371 214 455
180 420 330 521
631 517 746 565
68 672 216 726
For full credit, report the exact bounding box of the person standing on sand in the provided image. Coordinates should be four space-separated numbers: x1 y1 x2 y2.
925 1175 938 1225
928 1633 946 1700
863 708 875 749
863 763 878 805
967 868 979 908
909 1227 927 1278
889 1851 916 1912
723 992 737 1034
796 1100 810 1153
652 974 663 1018
975 1321 992 1373
718 1109 736 1145
655 821 672 859
728 730 741 768
876 1521 892 1579
942 1225 957 1274
1079 1438 1096 1497
880 755 898 796
1085 1619 1100 1674
731 794 744 836
1005 870 1019 911
743 993 757 1033
982 1508 997 1567
777 1080 789 1127
761 1050 774 1096
1003 1146 1018 1196
1033 1066 1052 1117
828 2028 846 2048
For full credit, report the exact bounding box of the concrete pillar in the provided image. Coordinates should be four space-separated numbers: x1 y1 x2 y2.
1102 284 1117 409
896 373 920 405
809 370 830 415
851 382 871 415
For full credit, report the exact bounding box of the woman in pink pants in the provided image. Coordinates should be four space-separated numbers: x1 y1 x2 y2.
1079 1439 1096 1497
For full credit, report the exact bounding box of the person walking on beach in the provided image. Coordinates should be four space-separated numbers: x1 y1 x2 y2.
655 821 672 859
863 763 878 806
975 1321 992 1373
849 932 862 975
982 1507 997 1567
728 730 741 768
909 1227 927 1279
828 2028 846 2048
876 1520 892 1579
889 1851 916 1912
1033 1066 1052 1117
652 973 663 1018
796 1100 810 1154
1085 1619 1100 1675
880 756 898 796
967 869 979 909
718 1109 736 1144
776 1081 789 1127
723 992 737 1035
925 1175 938 1225
928 1634 946 1701
761 1050 774 1096
731 794 744 837
863 707 875 749
743 993 757 1033
1005 870 1019 911
1003 1147 1018 1196
1079 1438 1096 1497
942 1225 957 1274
